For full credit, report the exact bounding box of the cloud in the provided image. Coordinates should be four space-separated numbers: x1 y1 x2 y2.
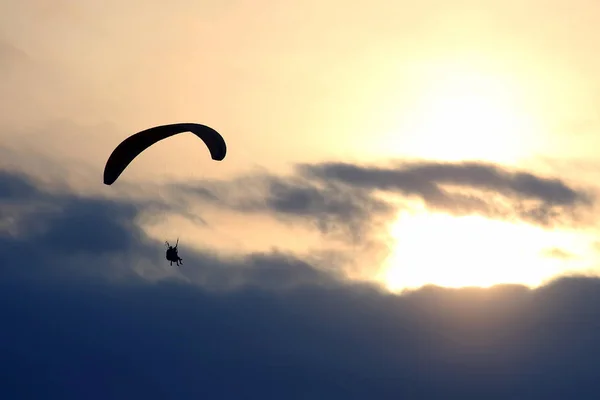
300 160 593 227
169 159 594 253
0 168 338 288
0 170 41 200
175 173 395 244
301 160 588 205
4 167 600 398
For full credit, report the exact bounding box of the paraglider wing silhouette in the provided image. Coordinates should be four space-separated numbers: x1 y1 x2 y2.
103 123 227 185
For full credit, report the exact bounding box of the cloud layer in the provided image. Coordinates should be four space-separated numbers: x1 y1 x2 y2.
170 159 594 251
2 167 600 398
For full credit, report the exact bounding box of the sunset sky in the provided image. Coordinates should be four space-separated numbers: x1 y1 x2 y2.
2 1 600 397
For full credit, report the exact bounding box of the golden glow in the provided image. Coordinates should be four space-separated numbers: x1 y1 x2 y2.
388 65 539 164
379 208 592 292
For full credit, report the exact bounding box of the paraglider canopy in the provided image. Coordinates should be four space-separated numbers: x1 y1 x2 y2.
103 123 227 185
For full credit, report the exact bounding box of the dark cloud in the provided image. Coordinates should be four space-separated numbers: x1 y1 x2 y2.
303 161 572 200
4 168 600 398
258 177 393 242
38 198 139 254
300 160 593 227
176 174 395 244
0 170 41 200
301 160 588 205
0 173 146 282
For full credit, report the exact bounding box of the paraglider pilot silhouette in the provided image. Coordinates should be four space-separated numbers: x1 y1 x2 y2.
102 122 227 266
165 238 183 267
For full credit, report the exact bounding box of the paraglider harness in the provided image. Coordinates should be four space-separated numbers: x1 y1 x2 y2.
165 238 183 267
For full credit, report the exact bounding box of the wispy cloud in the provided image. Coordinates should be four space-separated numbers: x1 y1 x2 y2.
174 173 395 244
169 159 594 252
300 160 593 226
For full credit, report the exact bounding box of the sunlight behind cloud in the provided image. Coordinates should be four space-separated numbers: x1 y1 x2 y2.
380 208 594 291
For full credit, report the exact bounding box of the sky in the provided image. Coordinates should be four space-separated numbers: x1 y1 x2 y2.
3 0 600 398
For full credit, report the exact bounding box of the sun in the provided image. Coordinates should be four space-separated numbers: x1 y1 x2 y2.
409 70 537 163
378 208 591 292
372 62 541 165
